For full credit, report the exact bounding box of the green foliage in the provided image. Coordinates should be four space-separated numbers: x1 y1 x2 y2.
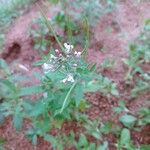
138 107 150 126
0 38 118 148
0 0 34 53
123 19 150 96
51 0 116 27
31 0 117 51
116 128 135 150
0 137 6 150
119 114 137 128
0 0 32 29
29 17 52 52
113 100 129 114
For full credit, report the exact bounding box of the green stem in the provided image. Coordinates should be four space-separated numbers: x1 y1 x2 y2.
37 4 65 51
60 80 77 113
81 17 90 58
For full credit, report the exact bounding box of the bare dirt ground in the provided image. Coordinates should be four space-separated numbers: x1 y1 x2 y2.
0 0 150 149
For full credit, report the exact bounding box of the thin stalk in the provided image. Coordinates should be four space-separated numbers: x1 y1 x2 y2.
60 80 77 113
81 17 90 58
66 15 73 44
37 4 65 51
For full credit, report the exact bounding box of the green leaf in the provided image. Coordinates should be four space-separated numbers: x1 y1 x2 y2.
0 79 17 98
100 122 113 134
120 128 131 146
112 107 123 113
0 59 10 74
78 134 88 147
89 143 96 150
78 100 89 111
84 80 101 92
89 63 97 72
13 113 23 131
119 114 137 128
28 100 45 117
13 104 23 131
97 141 108 150
111 87 119 96
0 137 6 145
92 131 101 140
0 113 5 124
140 145 150 150
118 100 126 108
111 84 119 96
44 134 57 147
19 85 43 96
33 60 45 66
74 84 84 106
32 135 37 145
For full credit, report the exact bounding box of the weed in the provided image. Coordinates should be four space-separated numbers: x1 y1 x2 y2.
0 15 118 148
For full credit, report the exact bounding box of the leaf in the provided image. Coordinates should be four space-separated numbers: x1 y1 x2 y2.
112 107 123 113
120 128 131 146
140 145 150 150
0 59 10 74
28 100 45 117
0 112 5 124
13 104 23 131
78 100 89 111
111 87 119 96
118 100 126 108
100 122 113 134
74 84 84 106
32 135 37 145
0 79 17 98
84 80 101 92
97 141 108 150
78 134 88 147
119 114 137 128
89 63 97 72
92 131 101 140
44 134 57 147
0 137 6 145
110 83 119 96
33 60 45 66
19 85 43 96
89 143 96 150
13 113 23 131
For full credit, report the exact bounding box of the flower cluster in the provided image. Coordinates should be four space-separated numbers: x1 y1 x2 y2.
42 54 59 73
42 43 82 83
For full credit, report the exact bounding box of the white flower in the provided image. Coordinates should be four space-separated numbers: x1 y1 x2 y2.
50 54 57 59
73 64 77 67
43 92 48 99
61 74 75 83
64 43 74 53
74 51 81 57
55 49 59 53
42 63 54 73
62 78 67 83
67 74 75 82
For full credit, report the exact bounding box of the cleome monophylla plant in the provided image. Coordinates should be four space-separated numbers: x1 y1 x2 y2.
41 42 119 115
0 40 118 148
0 37 118 147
